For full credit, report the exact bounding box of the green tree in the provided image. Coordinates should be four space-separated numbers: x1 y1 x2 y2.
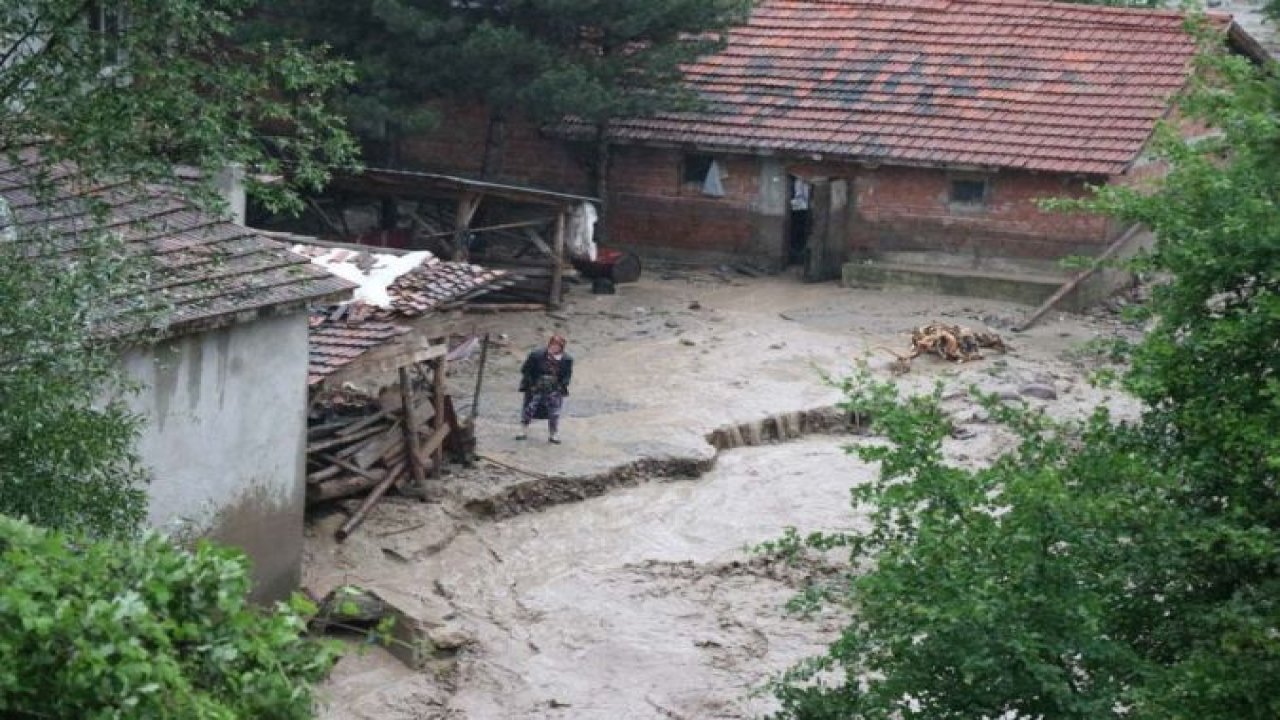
246 0 752 195
0 0 357 536
0 515 339 718
765 43 1280 720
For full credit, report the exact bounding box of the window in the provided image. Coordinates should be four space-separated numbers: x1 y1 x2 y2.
86 2 128 69
949 176 989 207
682 154 713 185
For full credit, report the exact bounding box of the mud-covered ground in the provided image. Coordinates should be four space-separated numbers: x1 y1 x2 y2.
307 265 1142 719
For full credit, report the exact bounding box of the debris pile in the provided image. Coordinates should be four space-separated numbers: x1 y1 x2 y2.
307 370 469 541
879 322 1008 373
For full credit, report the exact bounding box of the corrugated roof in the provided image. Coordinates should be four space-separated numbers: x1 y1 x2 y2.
0 149 353 339
587 0 1223 175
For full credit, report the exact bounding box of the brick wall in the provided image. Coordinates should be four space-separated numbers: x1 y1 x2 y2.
850 166 1116 262
607 147 768 258
399 101 593 194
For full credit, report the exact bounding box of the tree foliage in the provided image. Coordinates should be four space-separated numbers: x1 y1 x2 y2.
0 0 357 536
0 515 338 719
246 0 753 166
766 45 1280 720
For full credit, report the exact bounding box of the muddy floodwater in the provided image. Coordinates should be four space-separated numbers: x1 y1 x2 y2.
317 437 866 719
310 270 1140 719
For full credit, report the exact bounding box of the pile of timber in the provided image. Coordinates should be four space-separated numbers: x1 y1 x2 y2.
306 376 453 540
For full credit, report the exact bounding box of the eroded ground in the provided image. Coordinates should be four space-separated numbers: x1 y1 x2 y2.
307 266 1140 719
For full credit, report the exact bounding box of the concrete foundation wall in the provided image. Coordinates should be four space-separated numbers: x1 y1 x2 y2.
121 313 310 602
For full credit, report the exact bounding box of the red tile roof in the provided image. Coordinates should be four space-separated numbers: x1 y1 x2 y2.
602 0 1216 175
291 244 514 320
0 150 354 338
307 320 409 386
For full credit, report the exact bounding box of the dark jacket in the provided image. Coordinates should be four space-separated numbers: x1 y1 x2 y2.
519 348 573 395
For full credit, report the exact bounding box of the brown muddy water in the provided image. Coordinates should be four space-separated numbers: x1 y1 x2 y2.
316 436 869 719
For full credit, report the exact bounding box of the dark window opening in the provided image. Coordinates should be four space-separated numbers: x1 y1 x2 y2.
950 177 988 206
682 154 713 185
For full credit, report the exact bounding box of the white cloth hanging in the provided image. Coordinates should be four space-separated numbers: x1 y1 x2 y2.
702 160 726 197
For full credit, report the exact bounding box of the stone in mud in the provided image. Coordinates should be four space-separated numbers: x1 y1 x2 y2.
426 625 474 651
1019 383 1058 400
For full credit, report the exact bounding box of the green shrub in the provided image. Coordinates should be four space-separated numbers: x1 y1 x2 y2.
0 515 339 719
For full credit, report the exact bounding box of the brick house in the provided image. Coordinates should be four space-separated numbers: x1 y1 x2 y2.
405 0 1264 303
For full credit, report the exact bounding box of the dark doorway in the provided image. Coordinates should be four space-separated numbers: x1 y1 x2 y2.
786 175 811 266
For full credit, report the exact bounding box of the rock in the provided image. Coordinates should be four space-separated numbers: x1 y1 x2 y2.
1019 383 1058 400
546 312 570 321
680 338 697 346
951 426 977 440
769 342 786 350
688 301 702 310
426 625 474 651
665 320 680 329
317 586 387 625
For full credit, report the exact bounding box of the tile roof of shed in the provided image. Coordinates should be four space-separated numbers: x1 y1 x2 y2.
597 0 1223 175
291 244 513 320
0 150 353 339
307 319 409 386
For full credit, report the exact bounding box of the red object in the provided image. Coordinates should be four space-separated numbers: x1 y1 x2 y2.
572 248 642 284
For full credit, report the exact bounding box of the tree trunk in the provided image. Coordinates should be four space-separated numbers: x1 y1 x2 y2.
592 120 611 244
481 110 507 180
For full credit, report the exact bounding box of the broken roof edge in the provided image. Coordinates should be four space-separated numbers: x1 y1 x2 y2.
331 166 599 207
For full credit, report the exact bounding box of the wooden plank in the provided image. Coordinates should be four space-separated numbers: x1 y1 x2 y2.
307 423 386 453
414 423 452 468
521 226 555 258
318 342 447 390
452 192 482 261
550 210 566 308
432 358 447 475
335 461 406 540
307 469 388 504
399 367 428 493
1015 223 1142 332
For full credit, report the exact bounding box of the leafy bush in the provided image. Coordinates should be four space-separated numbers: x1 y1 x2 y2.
767 44 1280 720
0 515 339 719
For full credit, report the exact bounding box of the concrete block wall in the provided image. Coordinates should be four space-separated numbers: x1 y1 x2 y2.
120 313 311 603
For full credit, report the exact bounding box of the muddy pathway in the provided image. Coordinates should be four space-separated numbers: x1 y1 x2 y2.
307 269 1141 719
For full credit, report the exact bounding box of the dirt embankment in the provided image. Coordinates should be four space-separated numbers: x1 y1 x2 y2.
308 266 1141 719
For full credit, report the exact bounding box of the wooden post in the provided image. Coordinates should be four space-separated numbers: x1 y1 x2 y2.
452 192 482 261
470 333 490 424
398 367 427 494
432 356 447 476
550 210 566 308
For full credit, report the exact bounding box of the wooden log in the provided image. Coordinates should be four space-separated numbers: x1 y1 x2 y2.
307 420 350 441
1016 223 1142 332
413 423 452 469
462 302 547 313
306 465 342 484
308 423 387 454
336 462 407 541
308 469 388 504
432 358 447 475
337 408 393 437
399 368 428 493
347 422 402 467
319 453 385 482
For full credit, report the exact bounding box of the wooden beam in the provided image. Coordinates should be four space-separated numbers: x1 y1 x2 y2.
522 226 555 258
549 210 566 308
318 341 446 389
432 357 447 475
399 367 428 493
452 192 483 261
1015 224 1143 332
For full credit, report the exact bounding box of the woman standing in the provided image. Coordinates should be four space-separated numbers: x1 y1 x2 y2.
517 334 573 443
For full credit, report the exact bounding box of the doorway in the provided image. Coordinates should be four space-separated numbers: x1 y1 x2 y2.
786 175 811 267
786 176 849 282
